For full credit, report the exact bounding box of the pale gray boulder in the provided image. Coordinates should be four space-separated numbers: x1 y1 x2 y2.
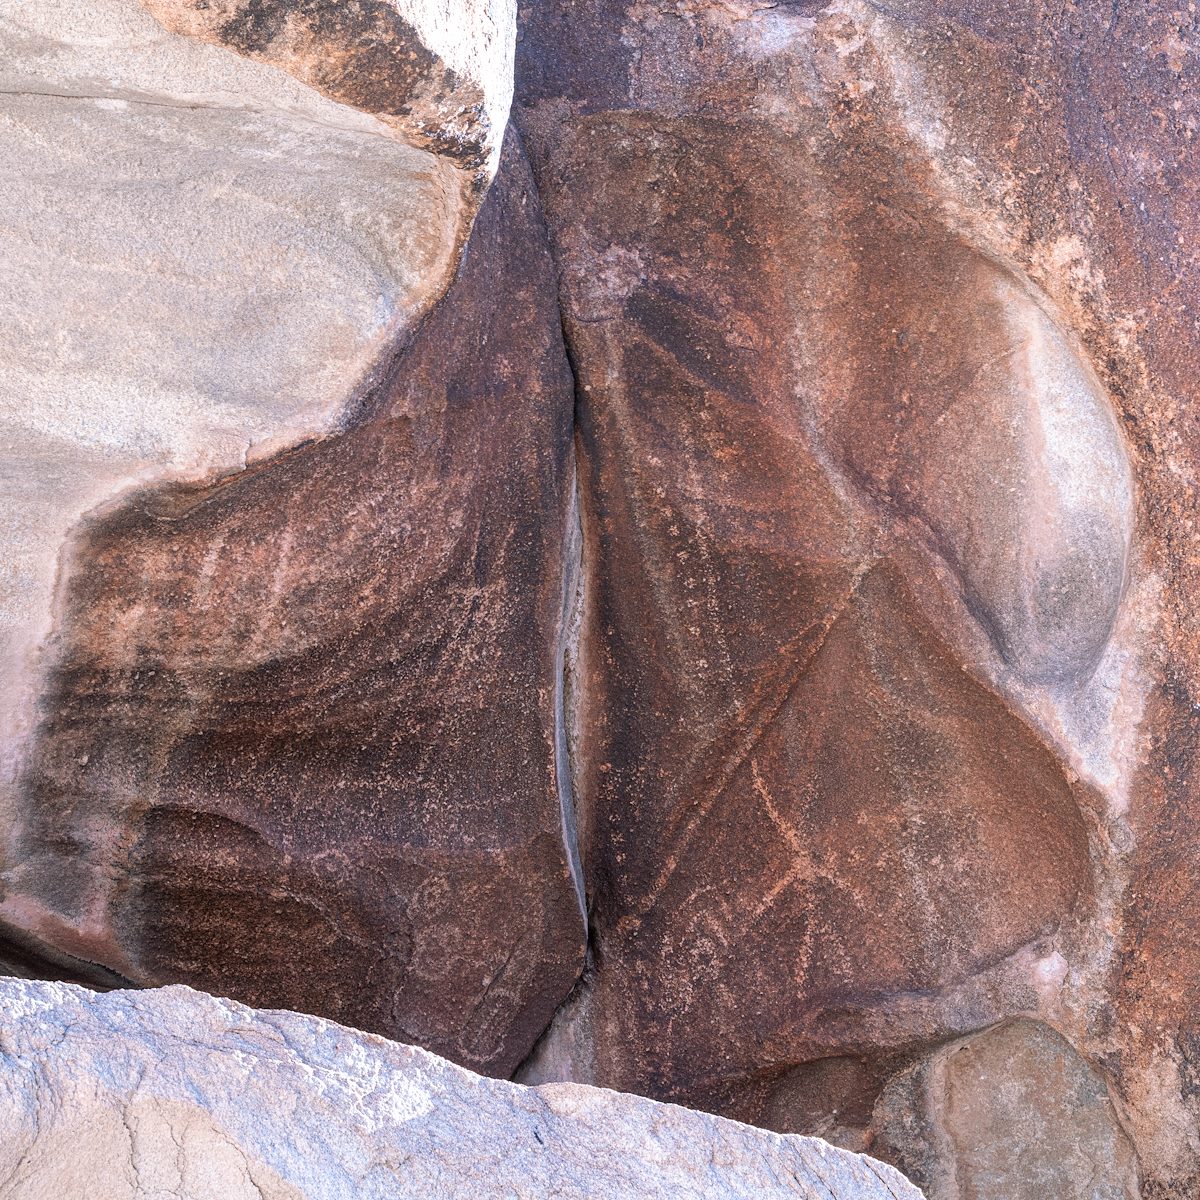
0 978 921 1199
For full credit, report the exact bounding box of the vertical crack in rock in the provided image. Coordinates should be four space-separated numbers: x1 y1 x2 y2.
554 462 587 924
510 137 595 1073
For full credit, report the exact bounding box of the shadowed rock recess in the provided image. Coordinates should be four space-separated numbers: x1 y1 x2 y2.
1 0 1199 1195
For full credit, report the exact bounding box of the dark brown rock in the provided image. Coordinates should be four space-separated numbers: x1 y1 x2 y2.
511 0 1198 1193
0 131 585 1077
515 0 1104 1104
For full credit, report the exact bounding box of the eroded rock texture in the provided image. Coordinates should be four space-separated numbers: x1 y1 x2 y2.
517 0 1125 1090
512 1 1192 1196
0 0 512 796
0 979 921 1200
0 0 585 1077
2 0 1200 1196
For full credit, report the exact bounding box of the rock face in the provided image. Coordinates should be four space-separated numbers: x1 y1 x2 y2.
0 0 512 796
140 0 514 173
514 0 1136 1118
0 122 585 1077
3 0 1200 1196
0 978 921 1200
509 4 1191 1195
0 0 522 994
874 1020 1139 1200
0 0 584 1078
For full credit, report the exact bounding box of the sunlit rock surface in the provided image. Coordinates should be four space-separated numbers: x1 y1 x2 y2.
0 0 512 854
0 979 921 1200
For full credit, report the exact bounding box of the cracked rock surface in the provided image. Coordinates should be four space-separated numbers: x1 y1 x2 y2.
0 978 920 1200
1 0 1200 1196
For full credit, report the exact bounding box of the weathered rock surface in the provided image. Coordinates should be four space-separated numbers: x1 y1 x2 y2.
0 116 585 1073
0 978 921 1200
515 0 1130 1109
0 0 511 861
3 0 1200 1196
140 0 514 174
512 0 1195 1194
874 1019 1138 1200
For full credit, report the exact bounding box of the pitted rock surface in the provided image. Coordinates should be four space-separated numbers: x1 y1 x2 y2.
2 0 1200 1196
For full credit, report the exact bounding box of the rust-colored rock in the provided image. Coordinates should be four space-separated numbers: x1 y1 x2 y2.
0 131 585 1076
512 0 1197 1195
5 0 1200 1196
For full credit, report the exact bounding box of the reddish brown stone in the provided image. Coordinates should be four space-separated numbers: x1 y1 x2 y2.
515 34 1100 1094
4 0 1200 1193
0 132 585 1077
512 0 1200 1193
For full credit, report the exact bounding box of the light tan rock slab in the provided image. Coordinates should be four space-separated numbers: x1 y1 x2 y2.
0 978 922 1199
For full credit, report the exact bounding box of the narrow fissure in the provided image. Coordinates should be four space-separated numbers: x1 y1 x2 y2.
510 120 598 1079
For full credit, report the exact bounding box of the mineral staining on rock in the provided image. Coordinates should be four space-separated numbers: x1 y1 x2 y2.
511 0 1189 1192
0 0 586 1076
2 0 1200 1195
0 0 513 873
512 0 1130 1124
0 979 922 1200
0 127 586 1076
